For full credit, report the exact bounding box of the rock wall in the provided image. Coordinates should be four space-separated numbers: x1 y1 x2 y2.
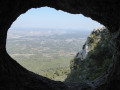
76 27 106 60
0 0 120 90
66 27 113 82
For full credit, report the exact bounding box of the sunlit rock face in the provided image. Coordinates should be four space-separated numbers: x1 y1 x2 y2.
76 40 91 60
0 0 120 90
76 27 105 60
66 27 113 83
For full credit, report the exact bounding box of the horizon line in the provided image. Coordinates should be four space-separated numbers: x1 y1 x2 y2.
9 27 102 31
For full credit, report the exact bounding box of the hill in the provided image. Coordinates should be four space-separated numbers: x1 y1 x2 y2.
65 27 113 82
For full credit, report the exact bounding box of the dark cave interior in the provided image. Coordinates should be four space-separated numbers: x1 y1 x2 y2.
0 0 120 90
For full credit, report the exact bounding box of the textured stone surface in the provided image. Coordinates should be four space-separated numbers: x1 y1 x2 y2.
0 0 120 90
76 27 105 60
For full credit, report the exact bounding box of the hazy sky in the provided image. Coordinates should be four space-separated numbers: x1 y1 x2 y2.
10 7 103 30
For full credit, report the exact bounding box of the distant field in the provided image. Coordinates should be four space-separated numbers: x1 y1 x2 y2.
6 29 90 81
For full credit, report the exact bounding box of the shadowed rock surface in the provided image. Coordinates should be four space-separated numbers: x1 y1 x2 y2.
0 0 120 90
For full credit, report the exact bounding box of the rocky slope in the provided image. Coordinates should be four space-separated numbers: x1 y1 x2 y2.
76 27 105 60
65 27 113 82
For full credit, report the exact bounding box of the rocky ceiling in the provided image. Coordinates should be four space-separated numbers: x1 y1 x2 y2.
0 0 120 90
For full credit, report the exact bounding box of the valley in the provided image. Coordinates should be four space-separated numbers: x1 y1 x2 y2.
6 28 91 81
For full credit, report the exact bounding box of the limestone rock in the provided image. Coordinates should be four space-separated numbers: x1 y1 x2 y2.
76 27 106 61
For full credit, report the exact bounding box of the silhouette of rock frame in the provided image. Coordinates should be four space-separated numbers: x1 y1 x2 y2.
0 0 120 90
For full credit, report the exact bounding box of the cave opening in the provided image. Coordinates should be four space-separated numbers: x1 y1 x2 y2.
1 1 120 90
5 7 112 83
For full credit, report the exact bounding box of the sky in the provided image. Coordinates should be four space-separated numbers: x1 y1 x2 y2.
10 7 103 31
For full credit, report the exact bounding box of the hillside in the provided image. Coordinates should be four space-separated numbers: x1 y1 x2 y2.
65 27 114 82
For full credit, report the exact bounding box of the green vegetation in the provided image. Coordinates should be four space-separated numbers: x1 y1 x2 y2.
7 29 90 81
7 28 112 82
65 27 114 82
42 67 70 81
